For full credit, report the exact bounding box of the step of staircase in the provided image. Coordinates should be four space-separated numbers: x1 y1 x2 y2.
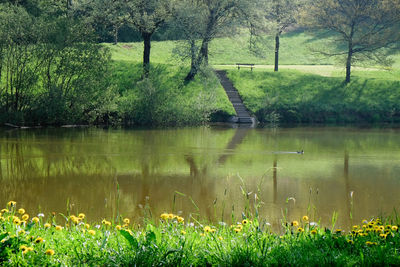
216 70 255 125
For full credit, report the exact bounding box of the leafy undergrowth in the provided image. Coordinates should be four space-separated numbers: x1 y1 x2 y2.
110 62 235 126
1 202 400 266
227 69 400 124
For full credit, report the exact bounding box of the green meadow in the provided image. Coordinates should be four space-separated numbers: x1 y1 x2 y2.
107 30 400 124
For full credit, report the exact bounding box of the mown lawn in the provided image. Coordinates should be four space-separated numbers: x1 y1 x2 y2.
226 69 400 123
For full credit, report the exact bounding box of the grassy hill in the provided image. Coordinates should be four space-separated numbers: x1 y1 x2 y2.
106 30 400 124
106 30 400 78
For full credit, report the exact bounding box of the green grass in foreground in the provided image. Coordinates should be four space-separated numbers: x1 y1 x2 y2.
227 69 400 124
1 202 400 266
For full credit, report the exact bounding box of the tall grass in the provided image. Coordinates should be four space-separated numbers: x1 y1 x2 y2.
1 200 399 266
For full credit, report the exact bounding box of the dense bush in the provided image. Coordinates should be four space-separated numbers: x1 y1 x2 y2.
0 3 117 126
114 62 234 126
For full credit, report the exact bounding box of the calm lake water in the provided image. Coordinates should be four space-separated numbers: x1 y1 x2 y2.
1 126 400 229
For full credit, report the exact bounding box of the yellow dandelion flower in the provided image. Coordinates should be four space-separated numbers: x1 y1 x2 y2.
78 213 85 219
297 227 304 233
392 225 398 232
85 223 90 229
234 228 242 233
335 229 342 234
291 221 299 227
236 224 243 230
366 241 374 246
32 217 39 223
45 249 55 256
34 237 44 244
177 217 184 223
204 226 212 233
22 247 34 254
1 209 9 214
302 216 309 222
18 208 25 215
13 217 21 225
122 224 129 228
311 229 317 235
44 223 51 228
210 229 216 233
160 213 169 220
123 218 130 224
352 225 359 230
168 214 174 219
347 240 354 244
18 230 26 235
102 219 111 226
218 236 223 241
181 230 186 235
55 225 62 231
242 219 251 225
88 230 96 236
380 233 387 239
7 201 16 207
116 225 122 230
22 214 29 221
200 233 205 237
20 245 28 251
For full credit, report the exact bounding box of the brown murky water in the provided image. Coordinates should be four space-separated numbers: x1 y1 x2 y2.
1 126 400 229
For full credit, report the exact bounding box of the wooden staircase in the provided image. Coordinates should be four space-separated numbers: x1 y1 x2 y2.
216 70 254 124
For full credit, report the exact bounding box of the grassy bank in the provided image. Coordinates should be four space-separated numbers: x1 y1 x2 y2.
226 69 400 124
1 202 400 266
109 62 235 125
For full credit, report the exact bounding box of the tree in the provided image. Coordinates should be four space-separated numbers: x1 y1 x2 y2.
86 0 127 45
303 0 400 83
170 1 206 72
124 0 171 75
183 0 249 81
265 0 303 71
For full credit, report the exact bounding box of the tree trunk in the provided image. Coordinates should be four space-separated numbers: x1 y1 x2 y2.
274 33 280 72
113 25 119 45
142 32 152 77
345 43 353 84
204 42 209 65
190 40 196 70
184 38 210 82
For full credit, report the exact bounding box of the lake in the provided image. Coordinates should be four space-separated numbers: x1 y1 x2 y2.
1 126 399 229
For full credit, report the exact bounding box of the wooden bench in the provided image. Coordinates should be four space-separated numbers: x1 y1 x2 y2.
236 63 255 71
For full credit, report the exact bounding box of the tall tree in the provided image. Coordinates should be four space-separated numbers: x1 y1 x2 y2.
303 0 400 83
265 0 303 71
124 0 171 75
184 0 249 82
170 0 206 71
86 0 127 45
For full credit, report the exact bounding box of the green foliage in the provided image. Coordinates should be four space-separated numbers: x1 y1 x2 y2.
227 69 400 124
0 3 118 126
113 62 235 126
1 204 400 266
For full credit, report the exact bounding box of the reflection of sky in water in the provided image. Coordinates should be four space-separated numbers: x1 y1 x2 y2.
0 126 399 230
